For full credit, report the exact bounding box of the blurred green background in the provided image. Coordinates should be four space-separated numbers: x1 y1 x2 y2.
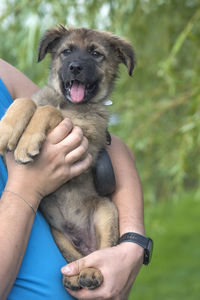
0 0 200 299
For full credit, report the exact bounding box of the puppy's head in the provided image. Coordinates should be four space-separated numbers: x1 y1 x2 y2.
38 25 135 104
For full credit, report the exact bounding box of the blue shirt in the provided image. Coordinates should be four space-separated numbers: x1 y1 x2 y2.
0 79 74 300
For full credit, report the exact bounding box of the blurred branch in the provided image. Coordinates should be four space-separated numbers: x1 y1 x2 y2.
159 8 200 77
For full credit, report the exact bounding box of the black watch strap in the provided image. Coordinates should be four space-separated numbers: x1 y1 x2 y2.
118 232 153 265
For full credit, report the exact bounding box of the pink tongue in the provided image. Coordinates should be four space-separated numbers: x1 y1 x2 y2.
70 81 85 103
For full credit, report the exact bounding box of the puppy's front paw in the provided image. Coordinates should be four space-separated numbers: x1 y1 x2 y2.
0 122 16 154
14 132 45 164
0 98 36 155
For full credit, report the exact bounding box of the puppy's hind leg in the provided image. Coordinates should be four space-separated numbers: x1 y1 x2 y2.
0 98 36 155
51 227 83 291
52 227 103 291
94 198 119 250
74 199 119 291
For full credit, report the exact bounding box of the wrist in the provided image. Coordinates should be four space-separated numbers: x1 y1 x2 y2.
118 239 144 255
118 232 153 265
117 241 144 269
5 180 42 209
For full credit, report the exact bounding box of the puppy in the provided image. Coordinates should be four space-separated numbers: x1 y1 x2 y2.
0 25 134 290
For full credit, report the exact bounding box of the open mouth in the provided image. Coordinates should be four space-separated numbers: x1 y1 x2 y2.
64 80 98 104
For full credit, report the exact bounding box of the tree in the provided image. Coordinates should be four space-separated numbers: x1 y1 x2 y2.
0 0 200 202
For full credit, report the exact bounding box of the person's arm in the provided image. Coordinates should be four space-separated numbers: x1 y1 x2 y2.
0 119 92 300
0 58 39 99
61 137 144 299
109 134 144 236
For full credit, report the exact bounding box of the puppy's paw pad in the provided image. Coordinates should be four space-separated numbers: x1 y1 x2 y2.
63 274 81 291
79 267 103 290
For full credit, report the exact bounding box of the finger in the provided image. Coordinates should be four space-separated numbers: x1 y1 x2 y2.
69 153 92 179
61 247 98 276
47 118 73 144
65 136 88 164
59 126 84 155
67 287 104 300
61 259 83 276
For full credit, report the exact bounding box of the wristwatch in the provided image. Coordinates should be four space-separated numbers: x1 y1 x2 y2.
118 232 153 265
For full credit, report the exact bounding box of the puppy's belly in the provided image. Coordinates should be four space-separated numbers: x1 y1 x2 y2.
62 216 97 256
41 197 98 256
40 178 99 256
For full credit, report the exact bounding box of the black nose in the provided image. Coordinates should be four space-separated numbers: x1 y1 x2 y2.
69 62 83 75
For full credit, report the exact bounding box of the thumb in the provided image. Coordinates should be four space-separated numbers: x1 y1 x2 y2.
61 258 86 276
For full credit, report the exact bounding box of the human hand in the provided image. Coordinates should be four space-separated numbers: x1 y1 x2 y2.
61 243 143 300
5 118 92 206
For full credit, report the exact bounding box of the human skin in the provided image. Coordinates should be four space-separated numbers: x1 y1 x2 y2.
0 119 92 300
0 58 144 299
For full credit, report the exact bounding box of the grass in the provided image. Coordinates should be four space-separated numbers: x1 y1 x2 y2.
129 191 200 300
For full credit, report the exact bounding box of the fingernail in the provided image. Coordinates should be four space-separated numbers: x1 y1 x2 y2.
63 118 72 126
61 265 71 275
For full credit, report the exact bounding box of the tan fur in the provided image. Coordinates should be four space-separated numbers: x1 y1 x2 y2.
0 98 37 155
0 26 134 291
14 105 63 163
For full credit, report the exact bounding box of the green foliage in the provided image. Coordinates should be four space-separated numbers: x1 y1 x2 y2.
1 1 200 298
109 0 200 203
0 1 199 204
130 191 200 299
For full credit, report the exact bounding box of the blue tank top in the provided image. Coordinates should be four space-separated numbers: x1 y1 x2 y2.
0 79 75 300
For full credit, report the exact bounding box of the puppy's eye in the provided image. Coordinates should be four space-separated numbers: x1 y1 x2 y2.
61 49 72 56
91 50 103 58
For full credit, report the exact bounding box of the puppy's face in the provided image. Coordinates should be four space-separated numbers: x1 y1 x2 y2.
38 26 135 104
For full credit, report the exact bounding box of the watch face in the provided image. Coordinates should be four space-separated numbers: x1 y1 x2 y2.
148 238 153 262
144 238 153 265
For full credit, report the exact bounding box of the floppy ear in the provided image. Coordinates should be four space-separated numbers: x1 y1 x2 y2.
111 36 135 76
38 25 68 62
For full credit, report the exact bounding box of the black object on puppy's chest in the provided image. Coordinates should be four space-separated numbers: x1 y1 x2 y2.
93 147 116 196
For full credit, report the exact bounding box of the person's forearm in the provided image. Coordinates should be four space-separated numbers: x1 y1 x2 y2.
0 59 39 99
107 135 145 236
0 118 91 300
0 186 41 300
